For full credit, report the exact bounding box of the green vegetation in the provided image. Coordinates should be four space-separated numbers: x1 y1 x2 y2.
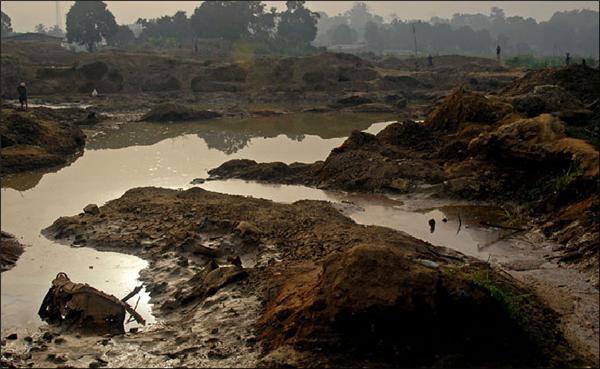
471 264 530 319
550 162 584 194
505 55 598 69
500 206 526 227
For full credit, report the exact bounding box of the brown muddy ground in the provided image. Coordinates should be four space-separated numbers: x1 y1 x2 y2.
0 105 86 174
1 39 522 114
209 65 600 279
0 186 589 368
0 231 24 272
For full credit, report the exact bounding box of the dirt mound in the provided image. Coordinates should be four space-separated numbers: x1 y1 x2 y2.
259 242 574 367
140 103 222 122
347 103 395 113
79 61 109 81
0 106 85 173
332 94 373 107
141 75 181 92
208 159 320 184
469 114 599 179
0 231 24 272
425 88 513 131
501 64 600 105
41 186 584 367
377 54 506 72
376 120 435 151
511 85 585 117
189 64 246 92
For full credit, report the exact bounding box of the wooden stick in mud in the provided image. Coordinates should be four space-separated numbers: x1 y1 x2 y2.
479 221 527 231
126 296 143 324
122 285 143 303
456 214 462 235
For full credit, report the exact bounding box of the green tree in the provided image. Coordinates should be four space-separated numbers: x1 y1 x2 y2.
34 23 47 34
364 21 381 49
190 1 272 41
138 11 192 47
277 1 319 48
107 25 136 48
47 25 65 38
327 23 357 44
66 1 117 52
1 11 12 37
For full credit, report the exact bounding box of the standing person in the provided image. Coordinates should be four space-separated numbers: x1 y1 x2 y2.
565 52 571 66
582 58 587 66
427 54 433 67
496 45 501 61
17 82 28 111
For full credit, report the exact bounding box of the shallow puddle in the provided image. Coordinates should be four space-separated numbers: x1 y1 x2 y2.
0 113 392 332
1 112 510 334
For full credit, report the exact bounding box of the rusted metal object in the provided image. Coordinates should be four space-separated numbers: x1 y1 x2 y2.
38 272 145 335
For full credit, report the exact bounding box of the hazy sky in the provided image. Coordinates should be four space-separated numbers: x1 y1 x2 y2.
1 1 598 32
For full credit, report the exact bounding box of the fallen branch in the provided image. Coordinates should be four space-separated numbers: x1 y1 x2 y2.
122 285 143 303
126 296 143 324
456 213 462 235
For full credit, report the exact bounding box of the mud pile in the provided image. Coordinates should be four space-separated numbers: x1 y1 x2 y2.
40 187 583 367
1 40 520 112
501 64 600 105
140 103 222 122
0 105 86 173
0 231 24 272
210 67 599 274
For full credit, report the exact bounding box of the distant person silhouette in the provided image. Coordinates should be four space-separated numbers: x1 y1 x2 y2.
427 54 433 67
496 45 501 61
565 52 571 66
581 58 586 66
17 82 28 111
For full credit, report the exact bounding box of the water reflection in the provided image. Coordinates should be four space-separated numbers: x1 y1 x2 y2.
86 112 395 153
1 115 395 333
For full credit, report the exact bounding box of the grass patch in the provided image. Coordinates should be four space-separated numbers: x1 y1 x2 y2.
500 206 527 227
550 162 583 194
470 262 531 319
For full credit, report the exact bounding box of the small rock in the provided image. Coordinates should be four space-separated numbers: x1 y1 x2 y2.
442 217 448 223
6 333 17 340
417 259 439 268
129 328 138 334
210 328 219 335
89 265 94 269
23 336 33 343
83 204 100 215
54 337 66 344
53 354 68 363
191 178 206 185
42 332 55 341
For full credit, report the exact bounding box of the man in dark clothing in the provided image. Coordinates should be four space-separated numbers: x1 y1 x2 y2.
565 52 571 66
17 82 27 111
496 45 501 61
427 54 433 67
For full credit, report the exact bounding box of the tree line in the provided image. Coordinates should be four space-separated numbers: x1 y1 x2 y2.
317 3 599 58
2 2 597 58
0 1 319 53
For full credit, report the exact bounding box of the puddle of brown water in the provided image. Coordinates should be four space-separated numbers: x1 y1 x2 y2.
0 114 395 334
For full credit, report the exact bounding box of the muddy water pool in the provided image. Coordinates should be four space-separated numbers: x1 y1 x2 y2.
1 112 511 334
